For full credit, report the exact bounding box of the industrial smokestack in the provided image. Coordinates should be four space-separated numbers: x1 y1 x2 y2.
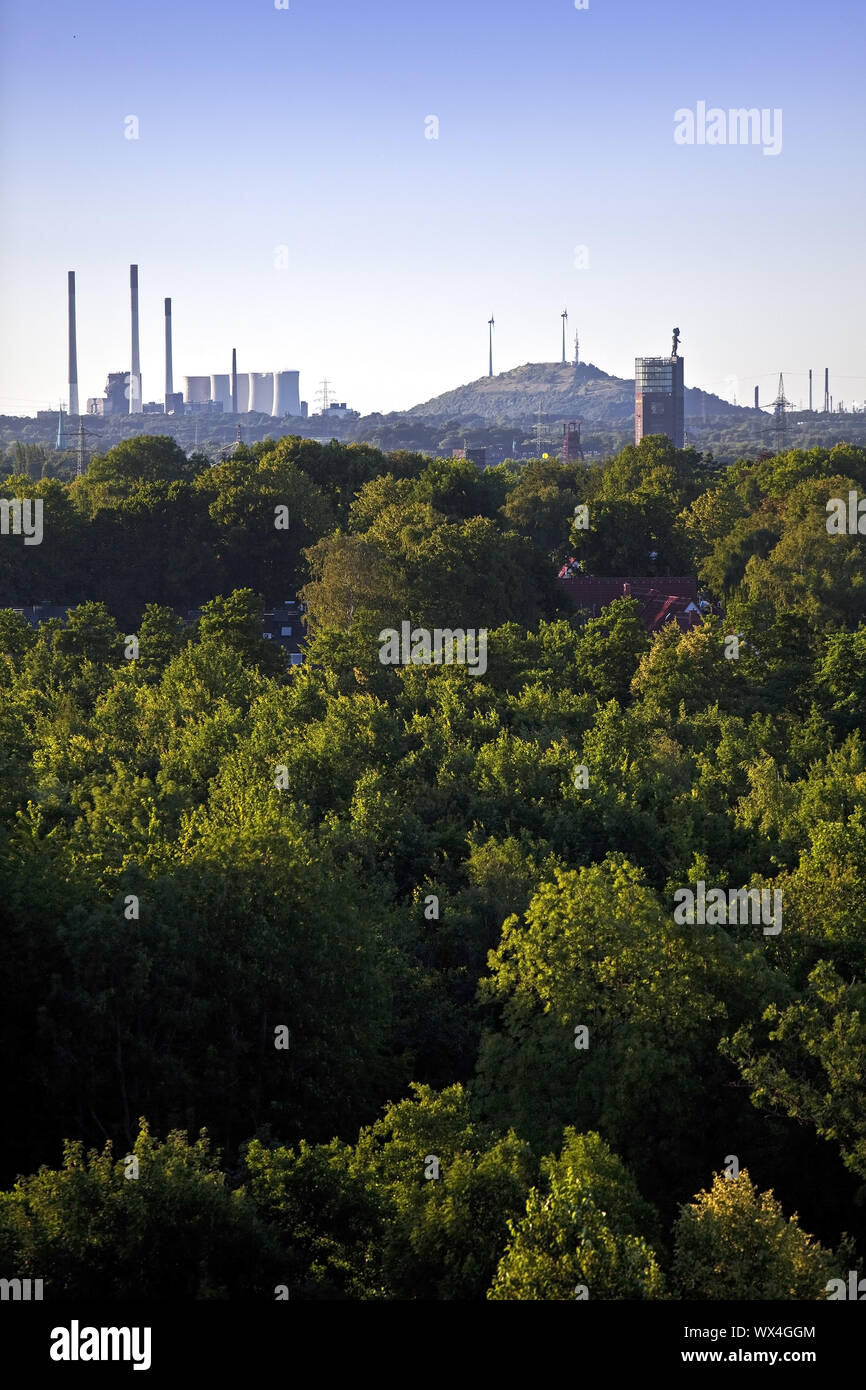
754 385 759 410
824 367 829 413
231 348 237 414
129 264 142 413
164 298 173 402
808 369 812 412
67 271 79 417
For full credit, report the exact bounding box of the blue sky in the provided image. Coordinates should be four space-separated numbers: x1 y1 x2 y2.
1 0 863 417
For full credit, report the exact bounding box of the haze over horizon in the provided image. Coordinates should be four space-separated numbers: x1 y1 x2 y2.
1 0 864 418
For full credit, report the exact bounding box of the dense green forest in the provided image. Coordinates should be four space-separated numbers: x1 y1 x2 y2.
2 432 866 1299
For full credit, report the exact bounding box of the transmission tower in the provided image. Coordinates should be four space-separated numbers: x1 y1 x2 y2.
770 373 792 453
535 409 544 457
75 418 101 477
316 379 333 415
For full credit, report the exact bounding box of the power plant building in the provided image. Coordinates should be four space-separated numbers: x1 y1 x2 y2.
272 370 301 417
210 374 232 412
248 371 274 414
235 372 251 413
184 375 211 405
87 372 132 416
62 263 304 419
635 347 684 448
129 265 142 414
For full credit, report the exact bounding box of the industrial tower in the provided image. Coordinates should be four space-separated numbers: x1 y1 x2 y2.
770 373 792 453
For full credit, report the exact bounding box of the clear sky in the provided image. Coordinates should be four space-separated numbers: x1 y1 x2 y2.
0 0 863 417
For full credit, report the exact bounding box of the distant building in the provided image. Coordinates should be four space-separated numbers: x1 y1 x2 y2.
561 420 584 464
184 376 211 405
635 355 684 448
451 447 488 466
321 402 359 420
12 604 69 627
262 600 306 664
175 371 302 417
559 571 701 633
165 392 184 415
87 372 129 416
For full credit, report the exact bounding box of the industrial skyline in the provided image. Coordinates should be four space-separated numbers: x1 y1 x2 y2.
1 0 864 417
71 263 305 419
60 263 851 428
11 262 866 423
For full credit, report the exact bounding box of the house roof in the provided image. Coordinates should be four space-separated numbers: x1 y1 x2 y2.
559 574 701 632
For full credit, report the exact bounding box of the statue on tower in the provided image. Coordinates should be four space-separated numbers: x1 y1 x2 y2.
671 326 681 358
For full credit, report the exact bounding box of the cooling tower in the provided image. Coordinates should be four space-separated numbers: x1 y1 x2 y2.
248 372 273 414
235 372 251 412
211 374 232 411
67 271 79 417
184 375 210 405
272 370 301 417
129 264 142 413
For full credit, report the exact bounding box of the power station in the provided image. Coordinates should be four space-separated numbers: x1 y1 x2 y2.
67 272 79 417
129 265 142 414
68 264 305 419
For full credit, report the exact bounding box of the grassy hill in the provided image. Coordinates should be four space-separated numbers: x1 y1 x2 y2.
403 360 751 427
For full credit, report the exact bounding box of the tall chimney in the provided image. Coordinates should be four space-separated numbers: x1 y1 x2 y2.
67 271 79 417
231 348 238 414
164 298 173 402
824 367 829 413
129 264 142 413
808 369 812 411
754 385 759 410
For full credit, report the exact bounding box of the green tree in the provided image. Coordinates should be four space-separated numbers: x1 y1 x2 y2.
0 1121 278 1299
488 1130 665 1300
725 962 866 1181
348 1083 535 1299
245 1138 387 1299
672 1169 834 1300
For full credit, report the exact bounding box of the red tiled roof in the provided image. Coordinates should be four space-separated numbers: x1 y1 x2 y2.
559 574 701 632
